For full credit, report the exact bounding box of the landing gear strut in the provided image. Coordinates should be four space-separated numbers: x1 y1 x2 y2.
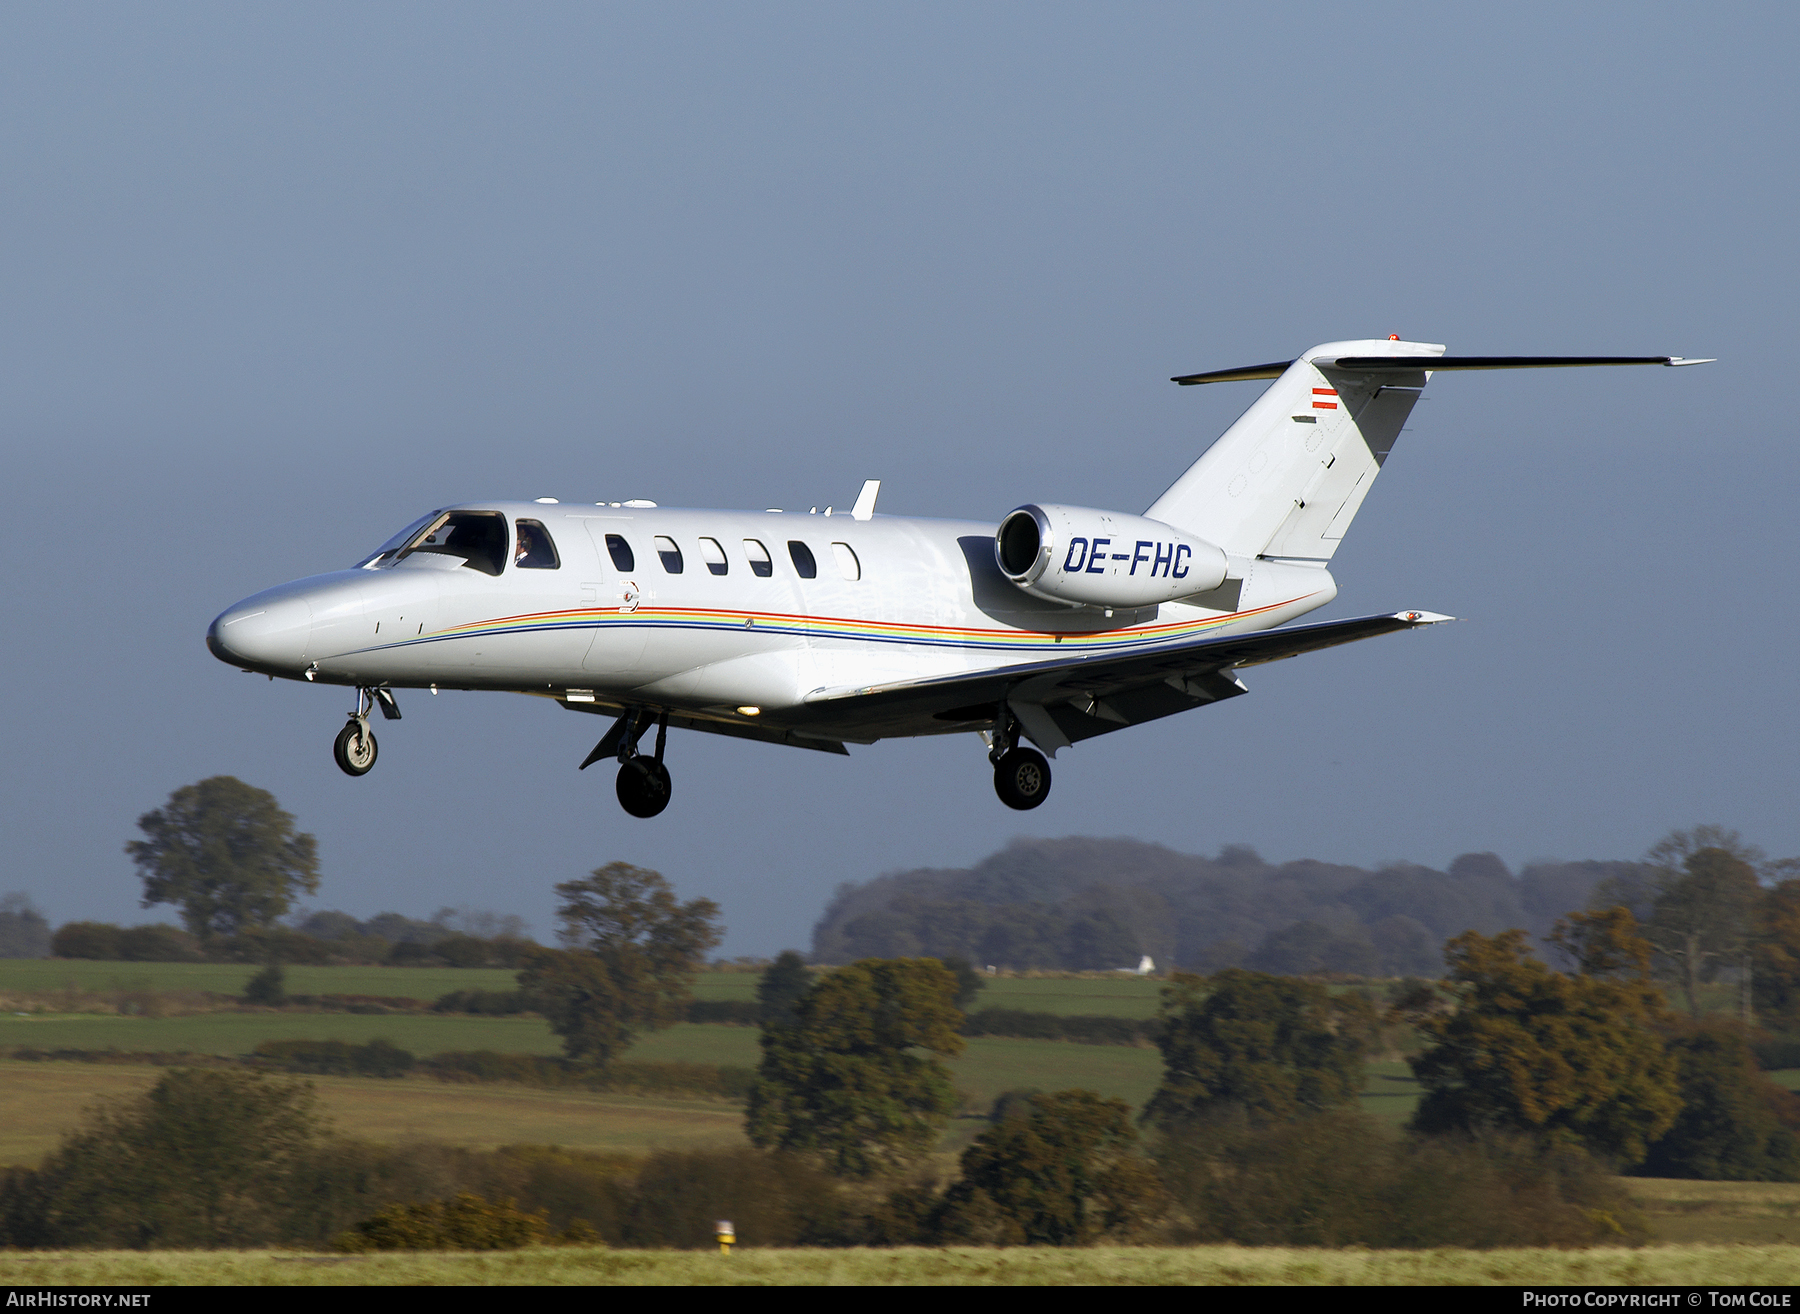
605 709 672 819
988 704 1051 810
332 687 400 778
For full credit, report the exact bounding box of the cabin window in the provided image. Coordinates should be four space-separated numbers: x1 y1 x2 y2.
787 541 817 579
743 539 773 578
605 534 635 572
396 510 508 576
831 542 861 581
698 537 728 575
654 536 684 573
513 518 560 569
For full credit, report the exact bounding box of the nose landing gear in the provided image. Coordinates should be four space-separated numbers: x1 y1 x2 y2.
988 704 1052 810
332 687 400 778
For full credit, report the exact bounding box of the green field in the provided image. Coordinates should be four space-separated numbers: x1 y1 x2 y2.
0 1060 746 1166
0 959 1172 1013
6 1243 1800 1285
0 1009 567 1054
0 958 520 998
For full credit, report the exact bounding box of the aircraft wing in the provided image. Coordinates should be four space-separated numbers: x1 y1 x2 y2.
794 609 1454 752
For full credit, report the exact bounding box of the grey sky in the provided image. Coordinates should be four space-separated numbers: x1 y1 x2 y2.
3 3 1793 955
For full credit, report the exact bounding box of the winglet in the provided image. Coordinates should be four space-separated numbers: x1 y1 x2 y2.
851 479 880 521
1395 610 1456 625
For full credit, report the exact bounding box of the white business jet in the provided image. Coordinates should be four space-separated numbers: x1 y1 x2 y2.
207 338 1709 818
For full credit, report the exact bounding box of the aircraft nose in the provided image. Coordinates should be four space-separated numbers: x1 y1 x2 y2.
207 594 312 672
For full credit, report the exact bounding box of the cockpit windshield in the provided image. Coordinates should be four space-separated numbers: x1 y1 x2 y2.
360 509 509 576
356 511 443 569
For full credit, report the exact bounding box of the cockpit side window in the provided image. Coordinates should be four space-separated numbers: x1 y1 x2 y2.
513 518 561 569
395 510 508 576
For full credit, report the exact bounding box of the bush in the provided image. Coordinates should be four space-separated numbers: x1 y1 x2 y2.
960 1008 1155 1046
686 999 761 1025
116 924 203 962
615 1148 850 1248
934 1090 1166 1245
214 927 335 965
243 963 286 1005
1638 1022 1800 1180
255 1039 415 1078
432 989 537 1016
434 935 491 968
3 1068 324 1249
333 1192 551 1251
420 1051 753 1101
51 921 123 960
1753 1032 1800 1071
1157 1111 1647 1248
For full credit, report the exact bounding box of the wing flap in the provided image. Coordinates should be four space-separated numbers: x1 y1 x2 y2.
797 609 1453 749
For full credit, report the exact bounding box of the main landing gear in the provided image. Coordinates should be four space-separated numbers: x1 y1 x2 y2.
579 708 673 819
332 687 401 778
988 705 1051 811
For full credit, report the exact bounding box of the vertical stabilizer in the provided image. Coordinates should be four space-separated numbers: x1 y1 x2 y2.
1146 339 1441 561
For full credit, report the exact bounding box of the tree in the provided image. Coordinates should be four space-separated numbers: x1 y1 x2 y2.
1547 905 1653 980
757 950 811 1026
1648 847 1760 1019
1754 880 1800 1029
935 1090 1166 1245
125 777 319 942
745 957 965 1177
0 894 50 958
1638 1021 1800 1182
1598 826 1795 1020
939 954 986 1011
519 862 722 1065
1409 927 1681 1165
23 1069 323 1248
1143 968 1372 1129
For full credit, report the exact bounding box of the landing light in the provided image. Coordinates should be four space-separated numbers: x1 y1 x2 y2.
737 706 761 716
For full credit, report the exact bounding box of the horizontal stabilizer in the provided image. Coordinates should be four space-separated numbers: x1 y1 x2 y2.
1316 354 1715 372
1174 354 1713 383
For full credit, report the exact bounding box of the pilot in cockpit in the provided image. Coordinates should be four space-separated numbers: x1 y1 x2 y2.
514 522 541 568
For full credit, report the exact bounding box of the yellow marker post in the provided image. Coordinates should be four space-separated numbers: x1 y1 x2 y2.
715 1219 735 1255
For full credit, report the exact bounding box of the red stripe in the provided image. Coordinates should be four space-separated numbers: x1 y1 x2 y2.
1312 388 1337 395
1312 401 1338 409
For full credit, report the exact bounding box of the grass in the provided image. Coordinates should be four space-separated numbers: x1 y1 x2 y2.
0 958 519 998
0 1010 565 1055
0 1060 747 1165
7 1244 1800 1285
1623 1177 1800 1245
0 961 1173 1016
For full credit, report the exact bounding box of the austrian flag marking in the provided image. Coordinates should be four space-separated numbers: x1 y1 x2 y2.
1311 388 1338 410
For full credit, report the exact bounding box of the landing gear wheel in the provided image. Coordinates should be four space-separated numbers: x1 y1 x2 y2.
993 747 1051 810
333 720 378 777
616 757 673 818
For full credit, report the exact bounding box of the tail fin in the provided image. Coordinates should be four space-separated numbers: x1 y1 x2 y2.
1145 338 1440 562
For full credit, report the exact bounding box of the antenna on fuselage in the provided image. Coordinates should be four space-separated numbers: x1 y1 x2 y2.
851 479 880 521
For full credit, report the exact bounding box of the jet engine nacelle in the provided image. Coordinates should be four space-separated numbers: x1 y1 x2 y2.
995 503 1229 608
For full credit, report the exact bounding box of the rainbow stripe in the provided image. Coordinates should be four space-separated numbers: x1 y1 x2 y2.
348 591 1320 660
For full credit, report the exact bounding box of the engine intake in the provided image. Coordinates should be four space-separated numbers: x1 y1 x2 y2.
995 504 1229 608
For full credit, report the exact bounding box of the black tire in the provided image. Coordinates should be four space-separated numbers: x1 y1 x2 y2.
993 747 1051 810
333 721 378 777
616 757 673 818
